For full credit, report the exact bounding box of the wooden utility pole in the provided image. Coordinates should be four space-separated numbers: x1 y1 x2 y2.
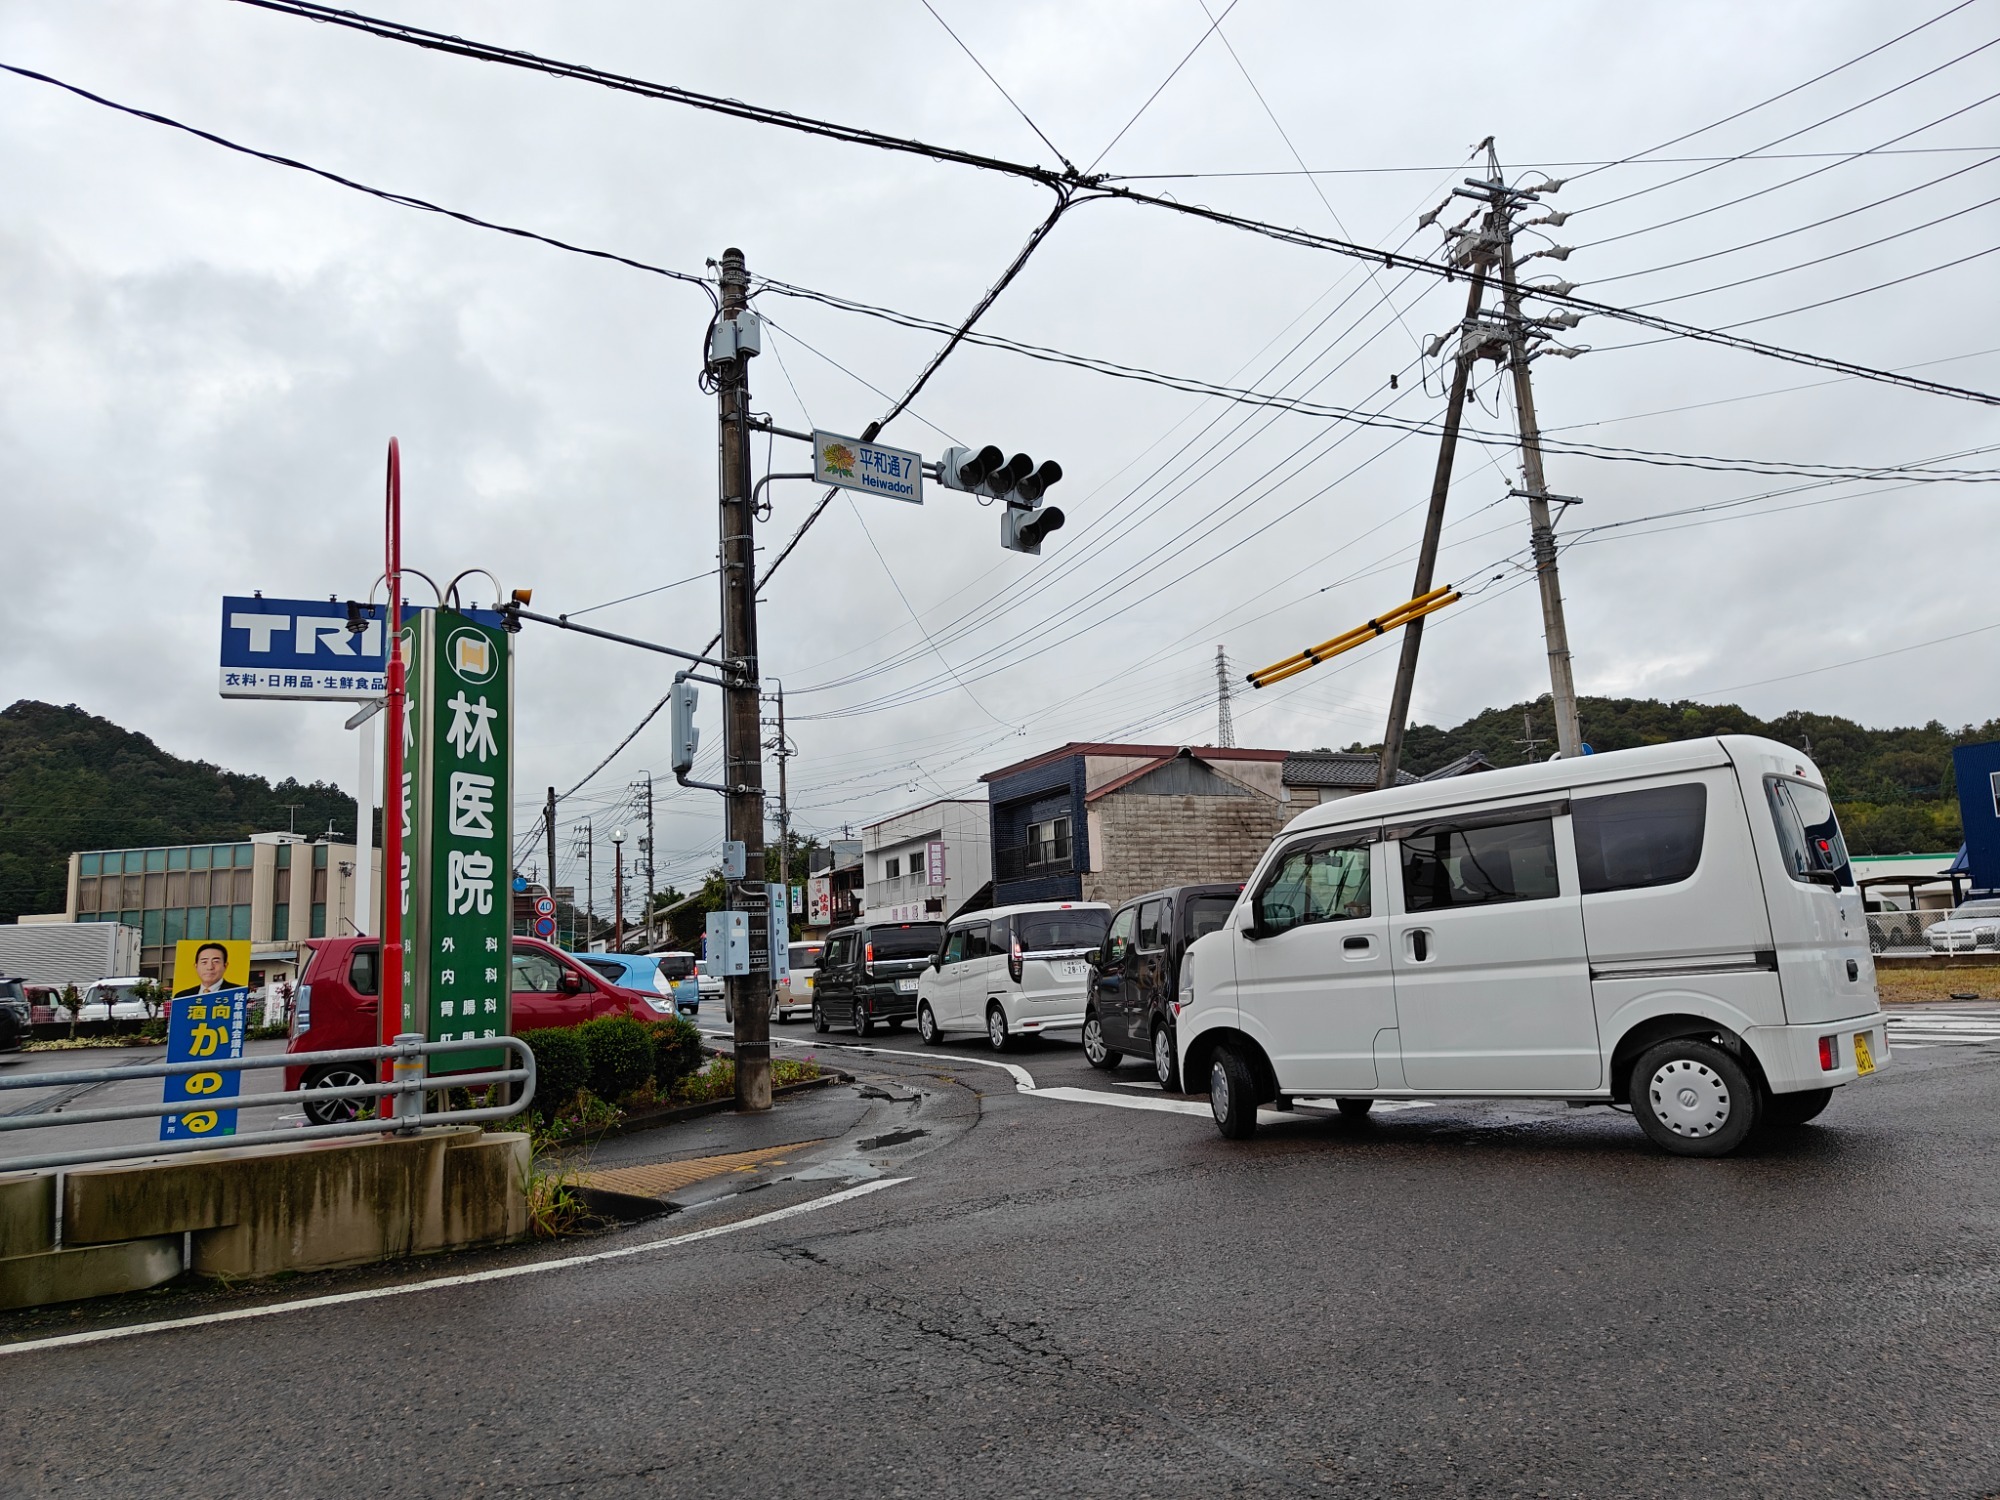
543 786 557 912
769 682 792 941
611 831 625 952
1376 251 1492 788
715 248 772 1111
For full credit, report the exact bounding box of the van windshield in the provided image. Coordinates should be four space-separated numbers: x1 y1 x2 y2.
1015 909 1111 952
1765 777 1852 887
870 925 943 959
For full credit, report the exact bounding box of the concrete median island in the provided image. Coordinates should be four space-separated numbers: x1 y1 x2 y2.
0 1126 530 1311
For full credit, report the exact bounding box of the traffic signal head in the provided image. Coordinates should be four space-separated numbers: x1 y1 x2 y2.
948 445 1006 491
1015 460 1062 504
668 680 699 775
1002 503 1066 555
939 446 1064 505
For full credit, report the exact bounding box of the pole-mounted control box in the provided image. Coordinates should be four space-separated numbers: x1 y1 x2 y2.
707 312 763 365
705 910 751 977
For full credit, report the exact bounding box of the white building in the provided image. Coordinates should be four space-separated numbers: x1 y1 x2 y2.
862 800 992 924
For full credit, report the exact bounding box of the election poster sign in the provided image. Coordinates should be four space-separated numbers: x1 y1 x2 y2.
161 938 251 1140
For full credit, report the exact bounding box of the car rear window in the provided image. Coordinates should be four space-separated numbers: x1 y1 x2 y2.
1765 776 1852 886
1014 909 1111 952
657 955 695 980
348 946 380 996
1573 783 1707 894
578 957 624 984
869 925 943 959
788 944 822 969
1186 894 1236 940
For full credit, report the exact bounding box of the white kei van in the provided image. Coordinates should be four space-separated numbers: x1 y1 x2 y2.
1179 735 1887 1157
916 901 1113 1050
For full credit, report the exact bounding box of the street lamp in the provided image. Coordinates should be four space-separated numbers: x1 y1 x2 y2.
611 828 626 952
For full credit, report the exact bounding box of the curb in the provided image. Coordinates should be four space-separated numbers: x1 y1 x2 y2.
579 1069 854 1143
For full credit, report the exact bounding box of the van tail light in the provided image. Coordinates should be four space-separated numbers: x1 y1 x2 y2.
1818 1035 1837 1071
864 940 874 976
1008 937 1023 984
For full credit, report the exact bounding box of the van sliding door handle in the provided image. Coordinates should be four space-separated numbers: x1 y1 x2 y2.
1406 929 1431 963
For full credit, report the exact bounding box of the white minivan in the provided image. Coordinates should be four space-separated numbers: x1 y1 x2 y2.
1179 735 1887 1157
916 902 1113 1050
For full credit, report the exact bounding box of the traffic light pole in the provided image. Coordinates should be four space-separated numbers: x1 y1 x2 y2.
1376 253 1490 789
714 247 772 1113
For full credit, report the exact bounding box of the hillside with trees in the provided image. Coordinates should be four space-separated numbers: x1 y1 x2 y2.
0 700 359 923
1364 695 1996 856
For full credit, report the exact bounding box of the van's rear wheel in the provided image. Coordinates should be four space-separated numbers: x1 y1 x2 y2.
1764 1086 1834 1128
986 1005 1010 1053
1209 1045 1258 1140
918 1003 946 1047
1081 1012 1119 1070
1631 1038 1758 1157
812 1001 829 1034
303 1063 373 1126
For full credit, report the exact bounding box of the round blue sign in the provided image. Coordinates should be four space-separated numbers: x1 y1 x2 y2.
512 875 528 893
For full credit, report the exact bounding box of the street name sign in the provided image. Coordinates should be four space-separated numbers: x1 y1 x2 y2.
813 430 923 504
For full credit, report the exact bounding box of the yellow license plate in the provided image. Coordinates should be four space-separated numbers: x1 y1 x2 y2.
1854 1032 1875 1076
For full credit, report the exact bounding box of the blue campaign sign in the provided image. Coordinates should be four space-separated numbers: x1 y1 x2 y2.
1952 742 2000 894
160 986 250 1140
219 598 509 702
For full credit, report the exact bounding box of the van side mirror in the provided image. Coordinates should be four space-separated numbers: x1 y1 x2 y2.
930 953 943 970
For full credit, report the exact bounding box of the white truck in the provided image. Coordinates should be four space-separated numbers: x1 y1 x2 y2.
0 921 143 988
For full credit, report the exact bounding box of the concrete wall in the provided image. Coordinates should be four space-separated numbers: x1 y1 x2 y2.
1079 791 1293 908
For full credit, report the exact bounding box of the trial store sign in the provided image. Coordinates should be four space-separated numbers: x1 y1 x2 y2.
219 595 388 701
400 609 512 1074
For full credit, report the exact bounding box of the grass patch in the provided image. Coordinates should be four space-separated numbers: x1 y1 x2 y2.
1878 966 1994 1005
670 1054 822 1105
24 1035 165 1050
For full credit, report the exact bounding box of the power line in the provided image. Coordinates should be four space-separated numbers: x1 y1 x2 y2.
1083 0 1240 173
918 0 1076 173
1099 146 2000 180
1687 620 2000 699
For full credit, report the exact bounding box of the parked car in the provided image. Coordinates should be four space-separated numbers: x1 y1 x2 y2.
0 977 30 1052
1179 734 1888 1157
815 920 946 1036
779 941 823 1024
568 951 698 1017
1925 900 2000 954
1083 884 1241 1088
915 902 1113 1051
285 935 673 1124
79 977 153 1022
694 959 725 1009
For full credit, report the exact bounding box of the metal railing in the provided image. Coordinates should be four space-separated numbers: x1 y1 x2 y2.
0 1034 535 1172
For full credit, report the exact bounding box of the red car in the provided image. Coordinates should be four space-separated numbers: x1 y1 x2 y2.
286 935 674 1123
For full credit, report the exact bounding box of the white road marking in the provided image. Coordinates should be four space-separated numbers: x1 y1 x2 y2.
0 1176 908 1359
1886 1011 2000 1047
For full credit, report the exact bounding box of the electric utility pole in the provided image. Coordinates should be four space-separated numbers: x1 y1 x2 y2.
1376 235 1493 788
714 247 772 1112
764 682 793 940
544 786 558 903
574 820 594 948
635 772 656 950
1496 189 1584 758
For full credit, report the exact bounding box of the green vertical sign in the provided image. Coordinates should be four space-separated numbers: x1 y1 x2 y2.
400 608 513 1075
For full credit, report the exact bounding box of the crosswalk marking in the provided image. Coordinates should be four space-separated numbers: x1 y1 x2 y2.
1886 1011 2000 1048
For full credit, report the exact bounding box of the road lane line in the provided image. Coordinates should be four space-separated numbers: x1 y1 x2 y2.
0 1176 908 1358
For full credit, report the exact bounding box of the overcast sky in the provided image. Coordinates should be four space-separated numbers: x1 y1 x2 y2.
3 0 1996 900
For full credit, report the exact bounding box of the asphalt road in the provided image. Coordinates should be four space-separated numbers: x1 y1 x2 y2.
5 1007 2000 1498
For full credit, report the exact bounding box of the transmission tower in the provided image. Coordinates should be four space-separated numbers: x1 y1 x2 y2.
1215 645 1235 748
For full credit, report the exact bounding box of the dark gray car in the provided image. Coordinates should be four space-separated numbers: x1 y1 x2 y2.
812 920 945 1036
1084 885 1241 1089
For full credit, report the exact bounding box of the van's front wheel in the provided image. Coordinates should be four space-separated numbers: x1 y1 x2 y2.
1209 1045 1258 1140
1631 1038 1758 1157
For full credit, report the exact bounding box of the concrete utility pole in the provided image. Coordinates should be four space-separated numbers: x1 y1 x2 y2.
1496 209 1584 758
640 772 656 950
714 247 772 1112
1376 250 1492 789
544 787 558 911
575 820 594 948
765 683 792 942
611 828 625 952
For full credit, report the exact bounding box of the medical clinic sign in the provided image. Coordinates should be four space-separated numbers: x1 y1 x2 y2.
400 608 512 1074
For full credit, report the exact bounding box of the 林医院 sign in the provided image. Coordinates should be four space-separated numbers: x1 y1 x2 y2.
220 596 386 701
813 431 923 504
220 596 504 701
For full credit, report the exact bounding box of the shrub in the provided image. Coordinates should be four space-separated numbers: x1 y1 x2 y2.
580 1015 654 1102
649 1016 704 1089
525 1028 589 1115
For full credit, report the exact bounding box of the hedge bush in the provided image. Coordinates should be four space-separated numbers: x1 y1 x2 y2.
579 1015 655 1102
525 1027 589 1114
649 1015 704 1088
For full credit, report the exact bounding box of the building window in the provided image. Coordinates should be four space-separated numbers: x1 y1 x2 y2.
143 910 163 945
1027 817 1071 868
276 843 291 869
232 905 252 941
190 846 209 870
273 903 289 942
145 848 166 873
80 852 101 877
910 851 925 877
885 857 900 879
313 844 329 871
166 846 187 871
311 903 327 938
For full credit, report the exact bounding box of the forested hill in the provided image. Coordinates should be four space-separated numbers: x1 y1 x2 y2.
0 700 357 924
1365 696 1998 857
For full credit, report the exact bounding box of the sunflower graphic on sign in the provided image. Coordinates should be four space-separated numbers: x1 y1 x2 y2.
821 442 856 479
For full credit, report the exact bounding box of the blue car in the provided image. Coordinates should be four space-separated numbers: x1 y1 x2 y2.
568 951 701 1017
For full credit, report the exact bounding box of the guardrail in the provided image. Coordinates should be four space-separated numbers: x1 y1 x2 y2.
0 1033 535 1172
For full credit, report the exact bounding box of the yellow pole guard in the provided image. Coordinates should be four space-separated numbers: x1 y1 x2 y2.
1247 588 1461 688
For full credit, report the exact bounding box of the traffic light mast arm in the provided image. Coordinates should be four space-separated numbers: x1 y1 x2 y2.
501 601 734 677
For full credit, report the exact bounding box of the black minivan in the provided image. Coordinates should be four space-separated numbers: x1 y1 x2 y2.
813 920 945 1036
1083 884 1241 1089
